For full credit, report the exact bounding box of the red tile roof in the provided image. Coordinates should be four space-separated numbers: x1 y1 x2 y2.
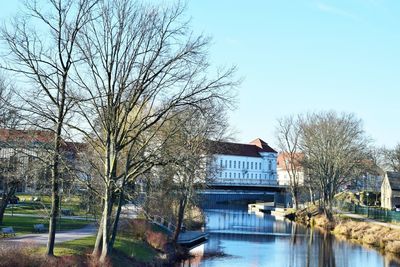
207 138 277 157
0 129 83 153
0 128 54 143
277 152 304 171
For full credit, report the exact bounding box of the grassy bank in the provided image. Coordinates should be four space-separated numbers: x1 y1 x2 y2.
0 218 172 266
296 207 400 256
332 217 400 254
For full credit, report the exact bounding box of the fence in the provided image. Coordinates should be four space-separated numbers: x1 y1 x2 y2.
335 200 400 223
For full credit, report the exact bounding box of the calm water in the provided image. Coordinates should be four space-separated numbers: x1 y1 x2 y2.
180 209 400 267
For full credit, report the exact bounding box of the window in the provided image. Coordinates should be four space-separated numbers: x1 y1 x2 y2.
259 174 261 179
251 173 253 179
265 174 267 179
246 162 249 169
268 160 272 170
234 173 236 178
238 161 241 169
219 172 222 178
220 160 223 168
259 163 261 169
229 172 232 178
234 161 236 168
225 172 227 178
251 162 253 169
229 160 232 168
238 173 240 178
225 160 227 167
247 173 249 178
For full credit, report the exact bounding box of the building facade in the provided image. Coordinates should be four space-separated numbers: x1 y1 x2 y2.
381 171 400 210
208 138 278 186
276 152 305 186
0 128 80 193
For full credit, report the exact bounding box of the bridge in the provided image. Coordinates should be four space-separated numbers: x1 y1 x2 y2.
198 183 290 209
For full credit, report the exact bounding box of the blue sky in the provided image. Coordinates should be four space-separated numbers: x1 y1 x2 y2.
1 1 399 148
186 0 400 148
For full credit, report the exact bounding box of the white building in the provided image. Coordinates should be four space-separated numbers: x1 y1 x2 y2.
276 152 305 186
208 138 278 186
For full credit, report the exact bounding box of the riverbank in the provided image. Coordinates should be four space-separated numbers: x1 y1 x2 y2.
0 217 193 266
295 207 400 257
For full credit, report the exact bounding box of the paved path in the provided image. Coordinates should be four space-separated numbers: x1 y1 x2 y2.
335 209 400 230
4 213 96 221
4 224 97 245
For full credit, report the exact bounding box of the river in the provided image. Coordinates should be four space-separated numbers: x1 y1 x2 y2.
180 208 400 267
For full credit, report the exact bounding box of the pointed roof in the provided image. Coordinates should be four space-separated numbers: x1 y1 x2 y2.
386 171 400 191
207 138 277 157
250 138 269 149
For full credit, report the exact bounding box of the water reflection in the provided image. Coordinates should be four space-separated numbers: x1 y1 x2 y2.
180 209 400 267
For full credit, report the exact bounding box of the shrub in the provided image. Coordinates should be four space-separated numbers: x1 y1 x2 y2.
146 230 168 251
386 241 400 254
126 219 149 241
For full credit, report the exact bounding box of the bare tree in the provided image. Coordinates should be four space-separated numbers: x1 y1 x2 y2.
382 144 400 172
157 105 228 245
0 76 22 224
276 115 302 209
0 0 97 256
0 77 20 129
70 0 236 262
298 111 370 220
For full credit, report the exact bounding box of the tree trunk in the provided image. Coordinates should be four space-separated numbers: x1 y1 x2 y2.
0 186 17 225
99 186 113 263
173 197 187 245
309 187 315 205
46 124 63 256
0 199 7 225
92 217 104 256
292 188 299 210
109 189 124 251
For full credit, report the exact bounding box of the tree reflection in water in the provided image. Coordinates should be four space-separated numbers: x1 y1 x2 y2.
319 232 336 267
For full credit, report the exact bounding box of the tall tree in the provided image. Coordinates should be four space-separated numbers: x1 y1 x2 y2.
71 0 236 261
298 111 369 220
276 115 302 209
158 105 228 245
382 144 400 172
0 0 97 256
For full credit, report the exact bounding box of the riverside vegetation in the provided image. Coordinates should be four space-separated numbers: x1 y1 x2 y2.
295 206 400 258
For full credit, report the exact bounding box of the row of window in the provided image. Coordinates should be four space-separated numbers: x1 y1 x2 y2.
219 172 274 179
220 159 273 170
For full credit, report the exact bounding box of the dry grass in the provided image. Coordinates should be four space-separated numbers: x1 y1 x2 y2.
0 243 112 267
386 241 400 254
331 217 400 254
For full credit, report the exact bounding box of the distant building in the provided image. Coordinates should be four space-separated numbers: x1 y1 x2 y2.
276 152 305 186
381 171 400 209
0 128 80 193
207 138 278 186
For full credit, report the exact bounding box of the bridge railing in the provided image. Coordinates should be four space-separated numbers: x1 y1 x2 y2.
210 178 278 186
147 214 181 234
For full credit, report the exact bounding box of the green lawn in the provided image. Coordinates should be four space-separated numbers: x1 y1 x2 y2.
114 236 156 262
1 215 91 235
32 233 157 264
9 194 93 217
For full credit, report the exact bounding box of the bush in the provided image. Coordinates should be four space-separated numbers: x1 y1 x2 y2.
123 218 169 252
126 219 149 241
146 231 168 251
386 241 400 254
